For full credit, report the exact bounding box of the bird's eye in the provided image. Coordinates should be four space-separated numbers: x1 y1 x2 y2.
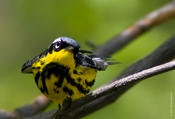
54 41 61 49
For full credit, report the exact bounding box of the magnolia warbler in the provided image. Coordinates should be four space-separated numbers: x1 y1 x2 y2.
21 37 112 105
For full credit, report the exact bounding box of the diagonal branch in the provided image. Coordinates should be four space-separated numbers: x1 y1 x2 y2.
95 1 175 57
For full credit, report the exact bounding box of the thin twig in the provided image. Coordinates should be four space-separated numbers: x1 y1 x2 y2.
94 1 175 57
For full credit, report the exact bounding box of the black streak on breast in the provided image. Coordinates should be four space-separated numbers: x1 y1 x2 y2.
63 86 74 96
34 71 40 85
85 79 95 87
66 75 89 94
41 63 69 94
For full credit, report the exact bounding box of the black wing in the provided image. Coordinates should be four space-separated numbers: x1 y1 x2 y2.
76 54 109 70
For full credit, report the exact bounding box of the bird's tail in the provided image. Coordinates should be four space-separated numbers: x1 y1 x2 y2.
92 57 118 71
78 49 118 70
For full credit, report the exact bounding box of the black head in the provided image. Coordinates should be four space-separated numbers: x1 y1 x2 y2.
48 37 80 53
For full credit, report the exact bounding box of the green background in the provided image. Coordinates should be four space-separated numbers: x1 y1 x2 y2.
0 0 175 119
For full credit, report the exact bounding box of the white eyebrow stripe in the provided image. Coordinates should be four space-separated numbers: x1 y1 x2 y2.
52 38 61 44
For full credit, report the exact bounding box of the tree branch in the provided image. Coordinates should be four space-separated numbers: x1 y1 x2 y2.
0 95 51 119
94 1 175 57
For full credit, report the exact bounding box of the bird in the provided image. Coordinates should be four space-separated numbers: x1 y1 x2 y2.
21 36 113 105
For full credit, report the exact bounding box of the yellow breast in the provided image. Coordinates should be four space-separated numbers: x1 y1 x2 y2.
32 49 97 104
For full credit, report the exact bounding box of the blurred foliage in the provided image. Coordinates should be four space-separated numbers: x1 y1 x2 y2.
0 0 175 119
